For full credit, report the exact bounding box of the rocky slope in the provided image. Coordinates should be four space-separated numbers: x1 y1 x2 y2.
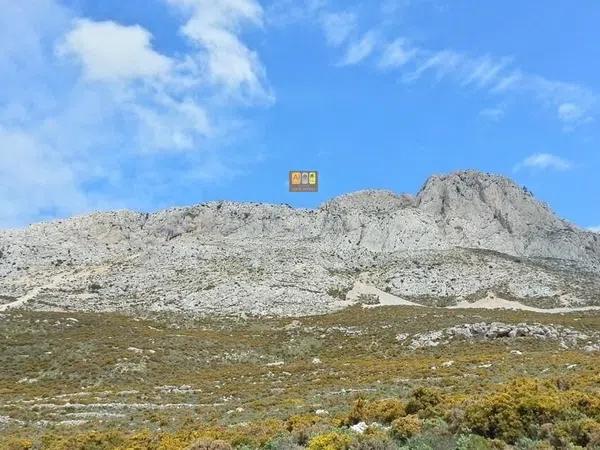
0 170 599 315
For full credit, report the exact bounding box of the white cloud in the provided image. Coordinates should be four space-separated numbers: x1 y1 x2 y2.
166 0 272 102
479 106 505 121
556 102 593 129
403 49 464 82
307 1 597 127
129 94 212 152
461 55 512 88
515 153 573 172
394 46 595 126
378 38 417 69
588 226 600 233
558 102 583 122
339 31 378 66
57 20 173 82
404 51 514 90
320 11 357 47
0 0 272 228
56 18 214 154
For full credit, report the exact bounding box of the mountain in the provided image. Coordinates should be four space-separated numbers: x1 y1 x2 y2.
1 170 599 316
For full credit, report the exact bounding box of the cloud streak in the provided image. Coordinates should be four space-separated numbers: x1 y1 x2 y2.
514 153 573 172
308 2 597 128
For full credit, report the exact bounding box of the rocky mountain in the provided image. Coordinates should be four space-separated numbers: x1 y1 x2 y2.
1 170 599 316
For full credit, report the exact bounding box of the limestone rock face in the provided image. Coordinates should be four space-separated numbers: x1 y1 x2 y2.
0 170 598 316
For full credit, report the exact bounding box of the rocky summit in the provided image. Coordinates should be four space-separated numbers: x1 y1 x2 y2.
1 170 599 316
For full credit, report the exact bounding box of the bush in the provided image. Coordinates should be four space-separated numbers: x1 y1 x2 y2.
187 438 233 450
286 414 326 445
344 398 368 426
349 432 397 450
364 399 406 424
455 434 495 450
308 432 352 450
391 415 422 441
462 379 563 443
3 438 33 450
545 418 600 448
343 398 406 426
514 438 555 450
568 391 600 419
264 435 304 450
405 387 443 418
327 287 351 300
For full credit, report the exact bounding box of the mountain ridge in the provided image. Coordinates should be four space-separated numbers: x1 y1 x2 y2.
1 170 598 316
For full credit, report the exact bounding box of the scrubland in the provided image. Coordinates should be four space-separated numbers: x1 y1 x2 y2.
0 306 598 449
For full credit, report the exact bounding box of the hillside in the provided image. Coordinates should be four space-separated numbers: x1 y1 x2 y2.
1 170 599 315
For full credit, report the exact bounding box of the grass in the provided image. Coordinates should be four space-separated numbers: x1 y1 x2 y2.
0 306 599 449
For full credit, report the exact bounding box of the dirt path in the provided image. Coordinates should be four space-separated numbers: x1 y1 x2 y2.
347 282 423 307
349 282 600 314
0 273 68 312
450 294 600 314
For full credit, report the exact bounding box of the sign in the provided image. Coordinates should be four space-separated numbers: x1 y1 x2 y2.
289 171 318 192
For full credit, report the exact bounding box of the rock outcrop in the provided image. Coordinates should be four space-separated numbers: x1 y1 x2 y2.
404 322 599 350
0 170 599 315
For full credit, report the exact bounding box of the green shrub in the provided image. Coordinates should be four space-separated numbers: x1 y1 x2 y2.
456 434 495 450
545 418 600 448
391 415 422 441
264 435 304 450
3 438 33 450
364 399 406 424
349 432 397 450
343 398 368 426
308 432 352 450
187 438 232 450
327 287 351 300
462 379 563 443
405 387 443 418
286 414 327 445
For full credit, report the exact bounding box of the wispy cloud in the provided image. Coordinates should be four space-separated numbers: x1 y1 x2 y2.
338 31 379 66
557 102 593 130
378 38 417 69
479 106 505 121
514 153 573 172
305 1 597 128
319 11 357 47
0 0 272 227
396 47 596 126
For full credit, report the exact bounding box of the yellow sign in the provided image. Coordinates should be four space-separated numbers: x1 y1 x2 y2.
289 170 318 192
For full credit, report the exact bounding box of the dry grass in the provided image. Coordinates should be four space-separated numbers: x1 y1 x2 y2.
0 306 598 449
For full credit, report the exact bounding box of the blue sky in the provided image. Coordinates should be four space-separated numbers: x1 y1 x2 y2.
1 0 599 230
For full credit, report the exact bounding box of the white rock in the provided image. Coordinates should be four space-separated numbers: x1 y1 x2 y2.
1 171 599 316
350 421 368 434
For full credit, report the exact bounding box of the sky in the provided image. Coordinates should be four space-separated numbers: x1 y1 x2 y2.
1 0 599 231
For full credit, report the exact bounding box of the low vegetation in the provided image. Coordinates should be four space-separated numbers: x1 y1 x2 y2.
0 306 599 449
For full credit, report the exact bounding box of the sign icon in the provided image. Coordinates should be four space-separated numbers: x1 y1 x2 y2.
289 170 318 192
